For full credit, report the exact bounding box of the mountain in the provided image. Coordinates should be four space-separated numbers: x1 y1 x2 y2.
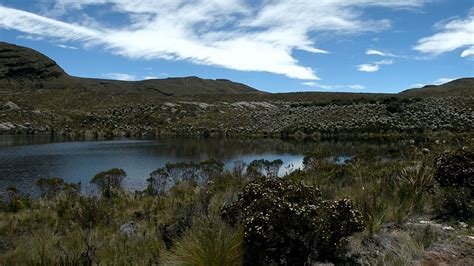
0 42 263 96
400 78 474 97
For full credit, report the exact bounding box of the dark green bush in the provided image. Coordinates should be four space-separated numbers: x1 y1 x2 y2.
90 168 126 198
433 149 474 221
0 186 31 213
434 150 474 188
222 178 364 265
436 187 473 222
386 102 403 113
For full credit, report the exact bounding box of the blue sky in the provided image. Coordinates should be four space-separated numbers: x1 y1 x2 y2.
0 0 473 93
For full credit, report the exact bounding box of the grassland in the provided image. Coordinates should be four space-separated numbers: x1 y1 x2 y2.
1 135 472 265
2 88 472 139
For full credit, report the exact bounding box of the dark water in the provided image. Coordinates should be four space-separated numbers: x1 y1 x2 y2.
0 135 400 195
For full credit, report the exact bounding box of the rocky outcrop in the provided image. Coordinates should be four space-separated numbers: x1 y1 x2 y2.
0 42 66 80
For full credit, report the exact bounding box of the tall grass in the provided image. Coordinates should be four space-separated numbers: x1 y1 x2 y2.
160 217 244 266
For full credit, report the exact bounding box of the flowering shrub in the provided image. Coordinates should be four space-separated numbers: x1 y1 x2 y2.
434 150 474 188
433 150 474 221
222 177 364 264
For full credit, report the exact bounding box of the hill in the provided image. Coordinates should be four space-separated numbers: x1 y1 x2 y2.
0 42 262 96
400 78 474 97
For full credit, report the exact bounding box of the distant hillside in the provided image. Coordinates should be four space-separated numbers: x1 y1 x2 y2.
400 78 474 97
0 42 263 96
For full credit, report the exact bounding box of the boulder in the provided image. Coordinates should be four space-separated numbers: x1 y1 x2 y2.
119 221 139 237
3 101 20 110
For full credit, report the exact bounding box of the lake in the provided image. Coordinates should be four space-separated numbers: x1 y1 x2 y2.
0 135 402 195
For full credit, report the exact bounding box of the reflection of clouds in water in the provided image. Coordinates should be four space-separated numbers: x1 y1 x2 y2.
225 154 304 177
280 157 304 176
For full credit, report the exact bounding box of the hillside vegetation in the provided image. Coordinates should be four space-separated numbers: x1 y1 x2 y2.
0 41 473 137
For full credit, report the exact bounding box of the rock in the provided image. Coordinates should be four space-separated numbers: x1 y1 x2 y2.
442 226 455 231
119 221 139 237
3 101 20 110
0 122 15 130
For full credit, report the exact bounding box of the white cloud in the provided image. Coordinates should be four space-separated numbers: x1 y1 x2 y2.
56 44 78 49
0 1 429 80
357 64 380 72
411 77 459 87
414 9 474 58
366 49 386 56
461 46 474 58
16 35 44 41
143 76 159 80
375 59 394 65
302 81 365 90
348 85 366 90
357 59 393 72
434 77 457 84
302 82 318 86
103 72 136 81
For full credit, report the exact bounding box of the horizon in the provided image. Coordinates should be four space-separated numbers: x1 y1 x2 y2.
1 1 473 93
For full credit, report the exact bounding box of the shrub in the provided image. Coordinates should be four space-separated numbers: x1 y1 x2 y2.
433 150 474 221
0 186 30 213
433 150 474 188
222 178 364 264
147 160 224 195
36 177 81 198
246 159 283 178
436 187 473 222
386 102 403 113
70 196 109 229
90 168 126 198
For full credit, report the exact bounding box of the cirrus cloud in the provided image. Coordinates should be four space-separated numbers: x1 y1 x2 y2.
414 8 474 58
0 1 429 80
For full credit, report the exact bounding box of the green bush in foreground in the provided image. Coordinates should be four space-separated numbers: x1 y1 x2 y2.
433 149 474 222
434 149 473 188
222 177 364 265
436 187 473 222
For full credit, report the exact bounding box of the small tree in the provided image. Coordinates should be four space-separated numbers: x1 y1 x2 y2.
90 168 126 198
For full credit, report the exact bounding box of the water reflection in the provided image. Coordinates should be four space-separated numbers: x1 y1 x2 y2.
0 135 406 194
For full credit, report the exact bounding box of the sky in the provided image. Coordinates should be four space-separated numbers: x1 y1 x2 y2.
0 0 473 93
